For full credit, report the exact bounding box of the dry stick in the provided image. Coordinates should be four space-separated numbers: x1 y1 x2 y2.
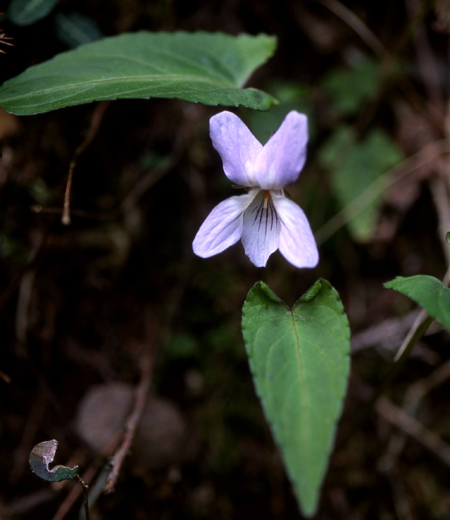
51 432 123 520
389 473 413 520
9 389 47 485
381 358 450 471
0 31 14 54
315 0 445 134
353 0 437 135
316 0 427 59
15 268 36 347
62 102 109 225
376 397 450 468
315 0 385 56
120 130 187 214
103 351 153 494
52 467 96 520
340 263 450 448
407 0 445 111
32 205 112 221
392 259 450 364
317 0 450 459
429 172 450 265
0 368 11 383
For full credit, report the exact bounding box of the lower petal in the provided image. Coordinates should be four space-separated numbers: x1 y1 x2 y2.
271 192 319 268
241 191 281 267
193 190 258 258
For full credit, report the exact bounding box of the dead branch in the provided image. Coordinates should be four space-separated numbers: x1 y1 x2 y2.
376 397 450 468
62 101 110 225
103 350 153 494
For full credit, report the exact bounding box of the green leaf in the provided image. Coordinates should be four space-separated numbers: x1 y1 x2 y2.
384 275 450 332
54 12 103 48
242 280 350 517
0 31 278 115
320 126 404 242
8 0 58 26
321 58 379 117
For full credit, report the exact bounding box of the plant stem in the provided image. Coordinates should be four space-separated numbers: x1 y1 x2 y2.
76 475 90 520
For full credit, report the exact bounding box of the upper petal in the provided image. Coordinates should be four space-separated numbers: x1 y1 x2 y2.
193 189 258 258
210 111 262 187
271 192 319 268
241 191 281 267
253 111 308 189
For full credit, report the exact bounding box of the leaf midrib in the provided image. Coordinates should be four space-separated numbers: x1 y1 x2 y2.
0 74 234 103
289 311 312 467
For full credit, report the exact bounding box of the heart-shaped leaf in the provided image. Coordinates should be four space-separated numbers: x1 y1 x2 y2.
0 31 277 115
242 280 350 517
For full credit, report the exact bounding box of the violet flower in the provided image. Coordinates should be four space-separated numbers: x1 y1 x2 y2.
193 111 319 268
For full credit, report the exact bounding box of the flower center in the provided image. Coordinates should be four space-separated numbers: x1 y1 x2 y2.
245 190 279 238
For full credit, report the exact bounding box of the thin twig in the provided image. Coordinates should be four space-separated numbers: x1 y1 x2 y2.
315 0 386 56
340 263 450 448
386 468 414 520
103 351 153 494
314 0 445 134
0 30 14 54
0 368 11 383
120 128 187 216
429 173 450 266
15 268 36 349
381 358 450 471
10 389 47 484
392 262 450 363
376 397 450 468
62 102 109 225
51 432 122 520
75 475 90 520
32 205 112 221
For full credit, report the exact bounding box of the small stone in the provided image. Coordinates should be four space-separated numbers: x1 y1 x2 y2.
75 383 196 470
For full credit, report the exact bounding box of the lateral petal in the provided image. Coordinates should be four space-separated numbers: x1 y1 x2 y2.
193 190 258 258
254 111 308 189
210 111 262 187
241 191 281 267
271 192 319 268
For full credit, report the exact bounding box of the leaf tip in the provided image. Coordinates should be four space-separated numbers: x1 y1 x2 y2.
383 276 405 290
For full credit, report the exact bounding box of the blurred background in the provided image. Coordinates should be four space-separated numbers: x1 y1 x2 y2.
1 0 450 518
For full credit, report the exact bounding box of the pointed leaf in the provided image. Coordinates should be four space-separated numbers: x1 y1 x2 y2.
321 58 379 117
320 126 404 242
0 31 278 115
54 12 103 48
384 275 450 332
242 280 350 517
8 0 58 26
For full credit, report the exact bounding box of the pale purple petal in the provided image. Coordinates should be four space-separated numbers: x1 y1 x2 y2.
254 111 308 189
271 192 319 268
193 189 259 258
241 191 281 267
210 111 262 187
